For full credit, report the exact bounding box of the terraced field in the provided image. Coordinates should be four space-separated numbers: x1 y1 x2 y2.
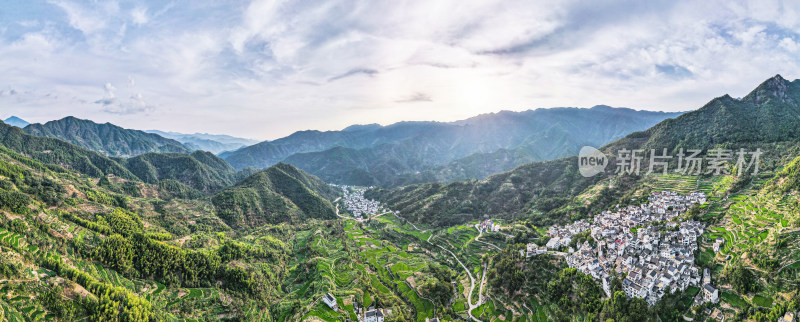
644 174 702 194
706 192 798 261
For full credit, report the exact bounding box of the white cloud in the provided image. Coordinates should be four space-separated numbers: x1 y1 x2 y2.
1 0 800 138
47 0 109 35
103 82 116 98
131 7 149 25
94 82 155 115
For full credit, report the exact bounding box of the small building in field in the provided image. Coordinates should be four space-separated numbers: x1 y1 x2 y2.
321 293 337 311
713 238 724 253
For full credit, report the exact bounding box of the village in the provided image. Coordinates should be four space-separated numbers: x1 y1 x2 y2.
328 187 728 318
336 185 386 220
527 191 721 306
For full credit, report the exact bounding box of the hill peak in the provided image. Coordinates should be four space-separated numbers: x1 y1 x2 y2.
743 74 795 105
24 116 190 157
342 123 382 132
3 116 29 128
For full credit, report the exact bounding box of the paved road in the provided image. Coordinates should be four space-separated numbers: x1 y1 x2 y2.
436 244 481 322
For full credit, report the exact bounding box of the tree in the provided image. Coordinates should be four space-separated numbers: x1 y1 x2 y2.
94 234 134 274
730 264 758 294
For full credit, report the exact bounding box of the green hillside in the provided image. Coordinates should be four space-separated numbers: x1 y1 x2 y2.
211 163 337 229
123 151 235 193
0 120 138 180
24 116 190 157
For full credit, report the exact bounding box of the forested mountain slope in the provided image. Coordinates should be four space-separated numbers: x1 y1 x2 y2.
211 163 338 229
25 116 190 157
0 120 138 180
0 126 348 320
123 151 236 193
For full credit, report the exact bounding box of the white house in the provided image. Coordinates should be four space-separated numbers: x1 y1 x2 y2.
322 293 337 311
546 237 562 250
365 308 384 322
526 243 546 257
703 284 719 304
713 238 724 253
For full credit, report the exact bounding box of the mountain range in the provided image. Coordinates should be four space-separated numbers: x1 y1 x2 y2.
24 116 190 157
0 119 246 193
367 74 800 227
146 130 259 154
225 106 683 186
14 116 259 158
10 107 682 189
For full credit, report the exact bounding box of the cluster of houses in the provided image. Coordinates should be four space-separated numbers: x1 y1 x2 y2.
544 219 591 250
321 293 385 322
338 185 385 219
477 219 501 233
530 191 711 305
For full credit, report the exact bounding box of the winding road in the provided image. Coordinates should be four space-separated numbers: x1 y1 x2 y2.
436 244 482 322
337 201 491 321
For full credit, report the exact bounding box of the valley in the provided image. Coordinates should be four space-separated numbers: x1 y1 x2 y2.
6 2 800 321
0 76 799 322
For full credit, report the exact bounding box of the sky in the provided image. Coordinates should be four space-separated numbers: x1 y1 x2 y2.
1 0 800 140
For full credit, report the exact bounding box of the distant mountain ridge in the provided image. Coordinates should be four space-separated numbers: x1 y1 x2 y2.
0 120 139 180
146 130 259 154
366 74 800 227
219 121 440 167
3 116 29 128
0 117 240 192
229 106 683 187
24 117 190 157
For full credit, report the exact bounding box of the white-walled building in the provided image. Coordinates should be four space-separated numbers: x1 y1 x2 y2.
322 293 337 311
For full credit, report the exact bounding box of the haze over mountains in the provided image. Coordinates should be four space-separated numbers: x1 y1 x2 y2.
18 116 260 158
2 116 29 128
222 106 683 186
9 106 682 188
368 74 800 227
146 130 259 154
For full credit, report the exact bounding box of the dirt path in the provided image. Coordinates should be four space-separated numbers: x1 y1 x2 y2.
473 224 502 251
